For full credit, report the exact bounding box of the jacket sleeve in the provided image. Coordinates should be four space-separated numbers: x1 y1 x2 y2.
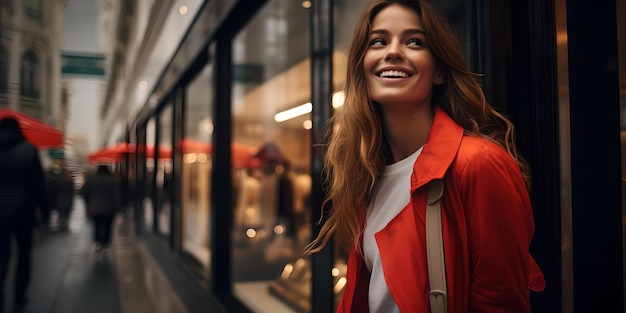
460 146 534 313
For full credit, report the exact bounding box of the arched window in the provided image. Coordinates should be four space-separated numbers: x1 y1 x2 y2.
0 45 8 94
24 0 42 19
20 50 39 98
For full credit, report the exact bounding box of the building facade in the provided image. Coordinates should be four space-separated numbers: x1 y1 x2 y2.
101 0 625 312
0 0 66 128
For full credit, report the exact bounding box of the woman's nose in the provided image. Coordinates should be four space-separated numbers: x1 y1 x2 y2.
384 42 404 61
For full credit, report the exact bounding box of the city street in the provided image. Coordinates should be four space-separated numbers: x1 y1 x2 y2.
3 196 185 313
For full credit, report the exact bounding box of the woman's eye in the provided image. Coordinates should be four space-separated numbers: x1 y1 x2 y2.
370 38 385 46
407 38 424 46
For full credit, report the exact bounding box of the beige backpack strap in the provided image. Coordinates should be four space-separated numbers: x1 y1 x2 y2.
427 179 447 313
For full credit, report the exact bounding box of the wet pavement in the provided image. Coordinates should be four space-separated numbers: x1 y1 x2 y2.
2 195 186 313
3 195 118 313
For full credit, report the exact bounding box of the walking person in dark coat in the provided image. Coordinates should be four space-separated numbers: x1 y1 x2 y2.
80 164 120 256
0 117 49 313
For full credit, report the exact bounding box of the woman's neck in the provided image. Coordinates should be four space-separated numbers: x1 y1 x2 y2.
382 104 433 163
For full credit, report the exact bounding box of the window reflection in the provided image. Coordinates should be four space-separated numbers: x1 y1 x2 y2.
157 104 173 235
231 0 312 311
182 64 214 274
144 118 156 229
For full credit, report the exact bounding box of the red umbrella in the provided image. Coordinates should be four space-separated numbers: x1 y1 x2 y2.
0 108 64 148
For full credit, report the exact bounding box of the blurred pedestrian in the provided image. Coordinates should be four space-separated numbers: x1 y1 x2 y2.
45 160 75 229
80 164 120 256
0 117 49 313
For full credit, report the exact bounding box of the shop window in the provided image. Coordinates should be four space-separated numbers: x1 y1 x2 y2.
144 118 157 229
20 50 39 98
0 45 7 94
231 0 313 312
181 64 214 276
157 104 173 236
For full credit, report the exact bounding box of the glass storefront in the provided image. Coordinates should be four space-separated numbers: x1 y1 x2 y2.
182 63 214 276
229 0 312 311
157 104 174 236
144 117 156 230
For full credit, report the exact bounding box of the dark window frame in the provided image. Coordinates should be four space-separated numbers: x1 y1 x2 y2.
20 50 39 98
0 45 8 93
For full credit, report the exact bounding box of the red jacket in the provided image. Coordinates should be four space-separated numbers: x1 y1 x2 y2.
337 108 545 313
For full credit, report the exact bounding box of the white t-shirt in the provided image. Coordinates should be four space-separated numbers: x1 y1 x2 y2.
363 147 423 313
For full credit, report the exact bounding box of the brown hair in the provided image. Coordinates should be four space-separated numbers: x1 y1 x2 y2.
305 0 529 255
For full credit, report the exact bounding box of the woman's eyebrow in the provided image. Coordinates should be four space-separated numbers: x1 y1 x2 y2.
369 28 426 36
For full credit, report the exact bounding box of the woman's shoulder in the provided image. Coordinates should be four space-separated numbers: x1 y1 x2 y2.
452 135 518 173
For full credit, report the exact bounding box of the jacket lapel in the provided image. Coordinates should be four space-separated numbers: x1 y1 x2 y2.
411 107 464 193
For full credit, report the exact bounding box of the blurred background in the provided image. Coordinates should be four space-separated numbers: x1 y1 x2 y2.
0 0 625 313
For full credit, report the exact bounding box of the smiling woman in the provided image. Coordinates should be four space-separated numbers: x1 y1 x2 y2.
305 1 544 312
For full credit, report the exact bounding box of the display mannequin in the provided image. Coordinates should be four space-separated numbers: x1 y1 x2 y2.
235 169 262 242
293 173 311 251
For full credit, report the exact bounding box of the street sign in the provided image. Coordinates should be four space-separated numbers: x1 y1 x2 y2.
61 53 105 77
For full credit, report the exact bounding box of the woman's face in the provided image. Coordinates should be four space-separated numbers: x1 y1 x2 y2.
363 4 443 108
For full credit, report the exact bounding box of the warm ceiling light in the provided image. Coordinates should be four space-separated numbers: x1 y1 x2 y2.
302 120 312 130
274 102 312 122
179 5 188 15
275 91 345 123
139 81 148 89
301 1 312 9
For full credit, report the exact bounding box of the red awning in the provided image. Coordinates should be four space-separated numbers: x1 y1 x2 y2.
0 108 64 148
87 139 256 167
177 139 256 167
87 142 135 163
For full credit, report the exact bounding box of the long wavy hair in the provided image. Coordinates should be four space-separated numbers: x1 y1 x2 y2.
305 0 529 254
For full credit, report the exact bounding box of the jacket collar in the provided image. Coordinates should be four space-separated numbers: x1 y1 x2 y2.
410 107 464 193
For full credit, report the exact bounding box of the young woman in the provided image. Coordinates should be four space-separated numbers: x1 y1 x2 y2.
306 0 545 312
